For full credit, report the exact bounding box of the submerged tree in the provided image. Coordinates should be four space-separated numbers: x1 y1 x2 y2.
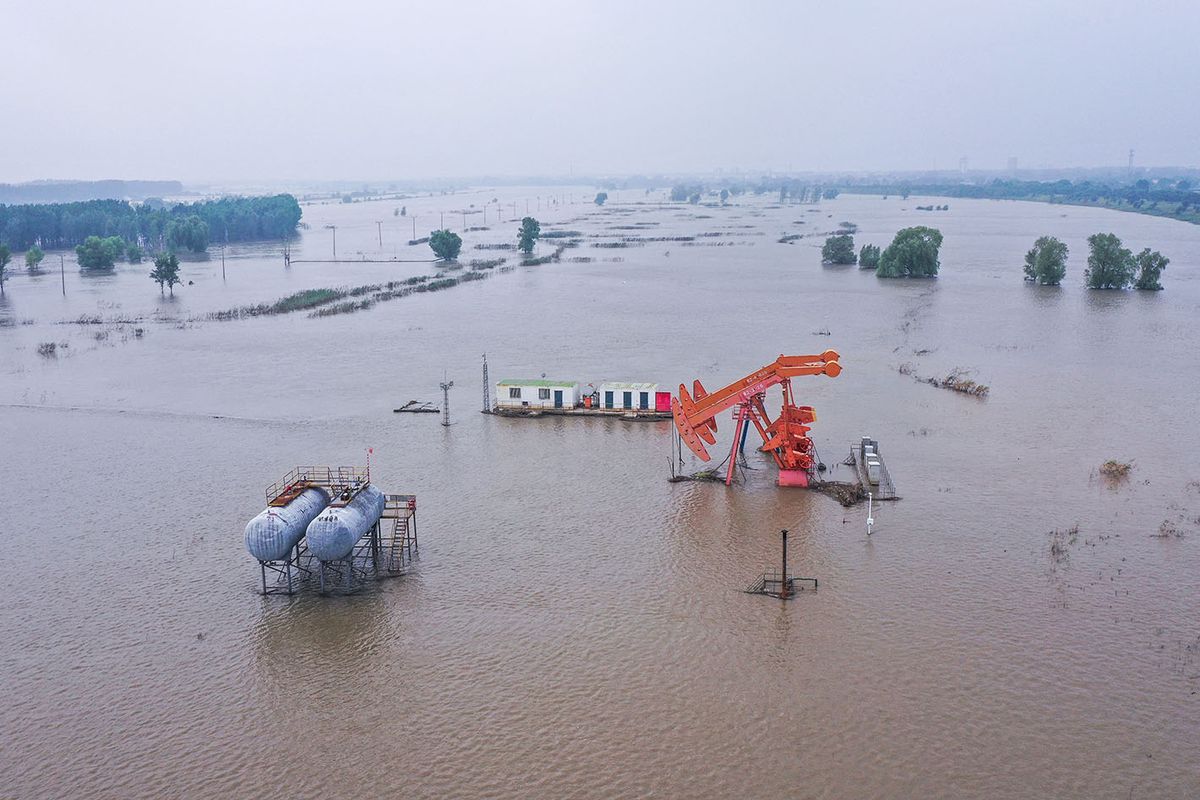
0 244 9 294
75 235 126 269
429 229 462 261
877 226 943 278
517 216 541 255
150 252 181 296
1133 248 1168 290
1023 235 1068 285
25 245 45 272
126 242 144 264
720 188 730 205
1085 233 1135 289
594 192 608 206
821 234 857 264
858 243 881 269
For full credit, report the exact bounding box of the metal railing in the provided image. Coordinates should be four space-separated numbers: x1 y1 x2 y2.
265 466 370 503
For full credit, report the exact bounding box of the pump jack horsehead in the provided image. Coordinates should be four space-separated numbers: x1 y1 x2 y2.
672 351 842 487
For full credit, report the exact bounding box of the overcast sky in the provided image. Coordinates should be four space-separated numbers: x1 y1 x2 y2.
3 0 1197 183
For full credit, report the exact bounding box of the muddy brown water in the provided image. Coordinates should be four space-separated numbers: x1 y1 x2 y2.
2 189 1198 799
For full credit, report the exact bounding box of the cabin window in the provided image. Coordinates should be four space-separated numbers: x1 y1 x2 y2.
538 388 551 400
509 387 521 399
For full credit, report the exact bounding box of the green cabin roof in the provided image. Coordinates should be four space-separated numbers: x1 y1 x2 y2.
497 378 577 387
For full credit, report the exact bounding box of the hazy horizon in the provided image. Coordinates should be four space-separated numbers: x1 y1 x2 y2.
5 0 1198 184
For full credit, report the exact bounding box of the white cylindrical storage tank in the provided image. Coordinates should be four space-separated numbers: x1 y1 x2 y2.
305 484 387 561
244 487 330 562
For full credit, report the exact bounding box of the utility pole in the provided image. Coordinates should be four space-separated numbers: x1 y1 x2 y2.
463 211 467 229
325 224 337 259
412 216 416 240
221 245 226 281
60 254 65 295
440 375 454 427
376 221 383 247
440 211 444 230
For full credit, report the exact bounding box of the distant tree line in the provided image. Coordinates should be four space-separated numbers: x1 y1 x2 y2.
0 179 183 205
839 178 1200 224
0 194 303 253
667 182 838 205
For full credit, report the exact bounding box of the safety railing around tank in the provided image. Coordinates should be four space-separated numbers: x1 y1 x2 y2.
265 466 370 503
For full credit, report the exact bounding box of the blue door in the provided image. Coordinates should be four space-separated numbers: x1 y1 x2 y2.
604 391 614 408
554 390 563 408
623 391 633 409
639 392 649 409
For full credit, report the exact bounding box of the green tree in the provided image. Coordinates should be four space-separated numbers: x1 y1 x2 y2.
594 192 608 206
25 245 45 272
1133 248 1168 290
821 234 857 264
858 243 881 269
429 229 462 261
150 252 181 296
76 235 126 269
1022 236 1068 285
166 214 209 253
0 244 10 294
719 188 730 204
688 192 701 204
517 216 541 255
1085 233 1135 289
877 227 943 278
126 242 144 264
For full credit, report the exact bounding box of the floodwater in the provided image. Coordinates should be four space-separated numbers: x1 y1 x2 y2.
1 188 1198 799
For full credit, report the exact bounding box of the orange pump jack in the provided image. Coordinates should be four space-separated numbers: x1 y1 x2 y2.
671 351 842 487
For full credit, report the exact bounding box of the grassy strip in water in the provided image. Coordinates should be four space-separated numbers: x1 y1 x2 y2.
209 278 431 321
310 299 374 318
210 251 528 324
469 258 507 270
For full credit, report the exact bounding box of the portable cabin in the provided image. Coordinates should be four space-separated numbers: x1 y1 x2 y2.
495 379 581 410
595 382 671 412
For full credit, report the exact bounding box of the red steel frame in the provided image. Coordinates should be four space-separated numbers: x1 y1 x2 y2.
671 351 842 487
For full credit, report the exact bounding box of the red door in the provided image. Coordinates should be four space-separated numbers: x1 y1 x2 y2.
655 391 672 412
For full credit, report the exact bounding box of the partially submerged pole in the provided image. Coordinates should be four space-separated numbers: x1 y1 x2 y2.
780 529 789 598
